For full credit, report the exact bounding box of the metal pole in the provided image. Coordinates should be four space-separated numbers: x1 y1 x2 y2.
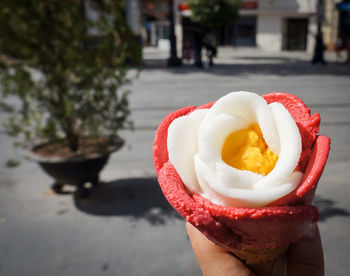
167 0 182 66
317 0 324 34
312 0 326 64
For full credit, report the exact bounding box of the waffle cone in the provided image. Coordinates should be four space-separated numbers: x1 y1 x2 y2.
232 245 289 265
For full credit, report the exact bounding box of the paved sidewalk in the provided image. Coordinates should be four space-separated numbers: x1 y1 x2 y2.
1 47 350 276
143 46 347 66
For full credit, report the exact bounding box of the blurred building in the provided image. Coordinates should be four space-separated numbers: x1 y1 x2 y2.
204 0 317 52
125 0 172 49
333 0 350 50
323 0 340 49
125 0 347 54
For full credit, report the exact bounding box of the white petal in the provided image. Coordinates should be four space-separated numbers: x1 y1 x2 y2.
253 103 302 190
206 170 302 208
256 104 280 154
167 109 207 193
194 154 217 198
197 113 249 165
215 161 263 189
202 91 280 153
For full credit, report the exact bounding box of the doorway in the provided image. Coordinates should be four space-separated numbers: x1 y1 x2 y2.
284 18 308 51
234 16 257 47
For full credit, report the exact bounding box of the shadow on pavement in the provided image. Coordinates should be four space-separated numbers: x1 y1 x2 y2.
313 195 350 222
142 62 350 76
74 177 181 225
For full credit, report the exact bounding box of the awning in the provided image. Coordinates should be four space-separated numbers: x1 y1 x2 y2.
336 1 350 11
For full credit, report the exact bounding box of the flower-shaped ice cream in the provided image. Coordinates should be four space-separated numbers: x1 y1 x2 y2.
153 91 330 259
167 92 303 207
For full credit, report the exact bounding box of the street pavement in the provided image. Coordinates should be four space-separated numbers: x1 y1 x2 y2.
1 47 350 276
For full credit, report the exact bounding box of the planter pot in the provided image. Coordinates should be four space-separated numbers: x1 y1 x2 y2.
25 137 124 197
39 154 110 196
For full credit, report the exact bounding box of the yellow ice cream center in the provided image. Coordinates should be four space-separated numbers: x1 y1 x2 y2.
222 123 278 175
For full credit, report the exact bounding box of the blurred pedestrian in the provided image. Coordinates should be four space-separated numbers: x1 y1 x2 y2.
194 26 203 67
203 31 217 67
182 39 193 64
335 38 343 61
312 32 326 65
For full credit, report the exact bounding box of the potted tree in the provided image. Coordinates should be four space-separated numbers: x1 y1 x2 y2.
0 0 141 196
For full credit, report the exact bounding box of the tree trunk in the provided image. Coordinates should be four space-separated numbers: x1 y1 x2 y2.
66 128 79 152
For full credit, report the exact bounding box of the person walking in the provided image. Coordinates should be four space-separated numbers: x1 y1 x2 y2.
194 26 204 67
203 30 217 67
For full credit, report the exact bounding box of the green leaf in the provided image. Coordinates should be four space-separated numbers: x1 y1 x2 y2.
190 0 240 28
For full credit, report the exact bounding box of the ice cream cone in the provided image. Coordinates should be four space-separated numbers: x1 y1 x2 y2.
153 92 330 268
232 245 289 265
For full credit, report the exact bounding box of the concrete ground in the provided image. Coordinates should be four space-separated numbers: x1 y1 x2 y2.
0 47 350 276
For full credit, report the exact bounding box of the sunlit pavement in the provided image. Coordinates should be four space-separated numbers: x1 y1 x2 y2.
1 47 350 276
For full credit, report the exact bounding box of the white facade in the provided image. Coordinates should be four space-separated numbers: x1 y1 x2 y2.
175 0 184 56
176 0 318 52
256 15 282 52
126 0 318 53
257 0 316 13
126 0 142 35
241 0 317 52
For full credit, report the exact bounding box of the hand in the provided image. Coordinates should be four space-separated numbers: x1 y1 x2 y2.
186 223 324 276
